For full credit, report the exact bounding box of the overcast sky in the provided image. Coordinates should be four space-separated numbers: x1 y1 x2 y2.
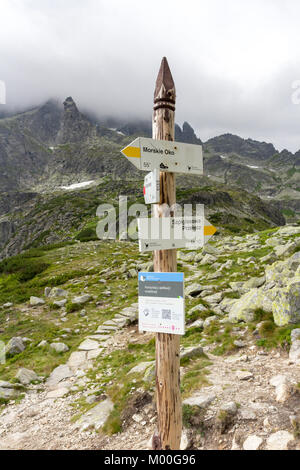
1 0 300 151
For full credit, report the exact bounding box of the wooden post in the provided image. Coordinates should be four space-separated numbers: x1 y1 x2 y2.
152 57 182 450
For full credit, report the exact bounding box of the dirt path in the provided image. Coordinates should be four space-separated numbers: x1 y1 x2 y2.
1 337 299 450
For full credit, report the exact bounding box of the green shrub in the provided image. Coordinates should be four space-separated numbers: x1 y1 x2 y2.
0 255 49 282
76 227 98 242
65 301 82 313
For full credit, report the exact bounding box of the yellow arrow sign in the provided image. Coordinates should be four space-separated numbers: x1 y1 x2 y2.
121 145 141 159
137 217 217 252
121 137 203 174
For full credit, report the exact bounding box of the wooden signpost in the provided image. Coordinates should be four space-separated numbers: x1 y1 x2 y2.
152 57 181 450
120 57 216 450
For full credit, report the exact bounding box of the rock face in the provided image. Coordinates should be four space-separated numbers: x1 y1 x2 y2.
56 97 93 145
205 133 276 160
175 121 202 145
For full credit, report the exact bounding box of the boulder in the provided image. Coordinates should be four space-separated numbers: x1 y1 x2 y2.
0 387 18 400
187 319 204 329
220 402 238 416
266 431 294 450
180 346 203 360
244 276 265 289
287 252 300 272
15 368 38 385
46 364 73 388
202 244 220 256
72 294 92 305
219 297 238 313
74 398 114 431
5 337 25 356
236 370 253 381
289 340 300 364
67 351 87 370
78 339 100 351
46 387 69 399
128 361 154 375
49 287 68 298
183 392 216 408
278 225 300 236
243 435 263 450
270 375 291 403
180 429 191 450
188 303 208 314
2 302 13 308
200 254 217 265
44 287 51 297
185 284 204 297
50 342 69 353
274 242 297 258
30 296 45 306
272 278 300 326
202 292 223 304
291 328 300 342
228 289 261 322
266 237 282 247
128 268 137 278
203 316 218 328
53 299 67 308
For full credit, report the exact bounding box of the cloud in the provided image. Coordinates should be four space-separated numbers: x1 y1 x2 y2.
1 0 300 150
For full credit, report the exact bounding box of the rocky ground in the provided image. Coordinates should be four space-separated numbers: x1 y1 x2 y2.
0 225 300 450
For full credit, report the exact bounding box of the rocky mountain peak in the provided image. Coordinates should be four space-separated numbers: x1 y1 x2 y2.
56 96 92 144
63 96 79 116
175 121 202 145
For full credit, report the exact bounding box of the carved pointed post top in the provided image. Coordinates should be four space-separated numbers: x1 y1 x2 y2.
154 57 176 111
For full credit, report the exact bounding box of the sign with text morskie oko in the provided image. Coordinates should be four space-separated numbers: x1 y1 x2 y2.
138 272 185 335
137 216 217 252
121 137 203 175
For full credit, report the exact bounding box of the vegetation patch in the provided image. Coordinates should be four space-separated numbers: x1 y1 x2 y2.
181 357 211 398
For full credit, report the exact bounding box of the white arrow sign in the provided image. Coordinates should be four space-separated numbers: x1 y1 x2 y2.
121 137 203 175
137 216 217 252
143 169 160 204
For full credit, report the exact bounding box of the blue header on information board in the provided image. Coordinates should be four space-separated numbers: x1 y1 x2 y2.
138 272 184 283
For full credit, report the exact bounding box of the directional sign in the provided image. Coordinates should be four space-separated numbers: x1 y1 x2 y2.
144 169 160 204
121 137 203 175
138 272 185 335
137 216 217 252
